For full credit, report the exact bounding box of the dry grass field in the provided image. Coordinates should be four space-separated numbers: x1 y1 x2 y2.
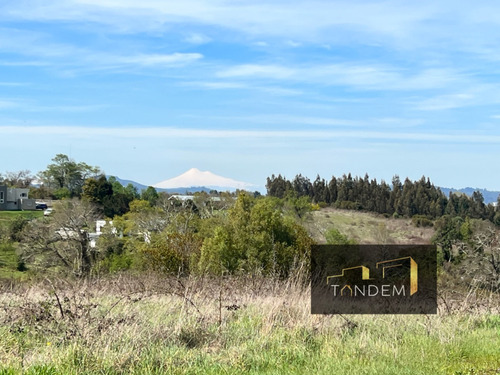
304 207 434 244
0 274 498 374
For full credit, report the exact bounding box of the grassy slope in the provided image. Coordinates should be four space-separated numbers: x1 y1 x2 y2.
304 207 434 244
0 210 43 225
0 211 42 280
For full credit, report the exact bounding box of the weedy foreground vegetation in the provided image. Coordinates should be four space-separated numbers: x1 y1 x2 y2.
0 275 499 375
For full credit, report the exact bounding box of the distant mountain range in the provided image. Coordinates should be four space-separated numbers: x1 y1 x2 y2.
108 170 500 203
107 176 215 194
439 187 499 204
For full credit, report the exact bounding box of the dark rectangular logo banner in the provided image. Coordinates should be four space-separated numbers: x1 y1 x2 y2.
311 245 437 314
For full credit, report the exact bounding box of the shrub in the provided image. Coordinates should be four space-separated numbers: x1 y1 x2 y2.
335 201 362 210
198 194 313 277
325 228 357 245
412 215 433 227
9 215 30 242
142 232 202 275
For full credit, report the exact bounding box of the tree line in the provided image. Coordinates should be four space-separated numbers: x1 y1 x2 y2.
266 173 500 225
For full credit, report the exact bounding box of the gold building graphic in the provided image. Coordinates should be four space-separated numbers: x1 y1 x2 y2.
327 256 418 296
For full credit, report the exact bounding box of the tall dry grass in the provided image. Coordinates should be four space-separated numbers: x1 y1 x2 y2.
0 274 499 374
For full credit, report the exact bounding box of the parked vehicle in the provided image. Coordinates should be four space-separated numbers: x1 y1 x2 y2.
36 202 48 210
44 208 53 216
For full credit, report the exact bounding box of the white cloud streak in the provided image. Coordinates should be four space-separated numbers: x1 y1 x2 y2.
414 84 500 111
181 81 302 96
2 125 499 144
217 64 295 79
117 53 203 66
0 27 203 72
0 1 440 43
0 100 19 109
3 0 497 54
184 33 211 44
214 63 466 91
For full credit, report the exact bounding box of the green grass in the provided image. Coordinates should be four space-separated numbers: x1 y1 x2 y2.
0 210 43 281
304 207 434 244
0 276 498 374
0 242 18 268
0 242 30 281
0 210 44 219
0 211 43 230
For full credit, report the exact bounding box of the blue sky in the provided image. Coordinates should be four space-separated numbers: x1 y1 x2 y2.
1 1 500 190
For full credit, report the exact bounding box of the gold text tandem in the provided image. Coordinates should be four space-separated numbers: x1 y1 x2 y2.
330 284 407 297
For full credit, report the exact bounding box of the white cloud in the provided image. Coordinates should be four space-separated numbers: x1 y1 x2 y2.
3 125 500 144
117 53 203 66
285 40 301 47
258 86 302 96
0 61 49 66
183 114 360 127
2 0 499 60
181 81 247 90
374 118 424 128
25 104 108 113
0 1 434 45
215 62 465 91
0 100 19 109
184 33 211 44
0 26 202 72
7 1 430 42
217 64 295 79
416 93 474 111
414 84 500 111
181 80 302 96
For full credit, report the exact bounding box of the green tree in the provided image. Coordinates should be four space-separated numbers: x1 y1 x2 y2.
53 187 71 200
266 174 292 198
41 154 101 197
82 176 136 217
432 215 465 262
141 186 159 206
328 176 338 204
198 193 313 277
283 193 311 220
312 175 328 203
82 176 113 203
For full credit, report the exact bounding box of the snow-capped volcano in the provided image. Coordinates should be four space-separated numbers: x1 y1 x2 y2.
153 168 255 190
